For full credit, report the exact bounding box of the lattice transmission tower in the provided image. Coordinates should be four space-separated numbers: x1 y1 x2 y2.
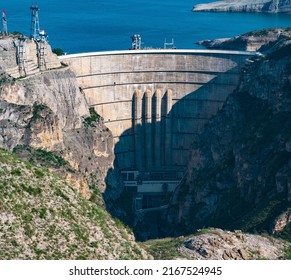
38 29 48 71
30 3 48 71
131 34 142 50
30 3 40 40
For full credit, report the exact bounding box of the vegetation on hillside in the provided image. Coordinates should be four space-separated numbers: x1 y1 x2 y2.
143 228 290 260
0 148 149 260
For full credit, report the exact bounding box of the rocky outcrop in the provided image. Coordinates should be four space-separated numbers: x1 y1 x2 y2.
271 209 291 234
179 229 286 260
164 34 291 237
0 37 114 199
193 0 291 14
144 228 288 259
197 28 291 52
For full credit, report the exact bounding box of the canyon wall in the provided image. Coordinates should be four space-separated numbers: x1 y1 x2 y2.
0 36 114 197
164 43 291 237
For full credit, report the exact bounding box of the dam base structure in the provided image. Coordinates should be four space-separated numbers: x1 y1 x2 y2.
60 49 257 210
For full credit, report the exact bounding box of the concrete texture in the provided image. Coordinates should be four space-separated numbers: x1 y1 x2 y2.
60 49 255 172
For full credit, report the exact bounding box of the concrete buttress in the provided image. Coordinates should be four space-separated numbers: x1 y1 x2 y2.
165 89 173 167
144 90 153 171
133 90 143 170
154 89 162 169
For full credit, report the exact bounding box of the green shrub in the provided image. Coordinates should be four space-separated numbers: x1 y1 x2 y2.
39 208 47 219
89 242 98 248
55 188 70 202
52 48 65 56
11 168 21 176
24 224 34 238
83 107 100 126
284 246 291 260
22 184 42 196
34 168 44 178
278 224 291 242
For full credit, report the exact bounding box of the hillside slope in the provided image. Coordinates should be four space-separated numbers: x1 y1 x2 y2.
0 148 150 259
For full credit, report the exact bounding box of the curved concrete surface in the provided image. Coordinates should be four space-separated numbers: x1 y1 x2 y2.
60 49 256 171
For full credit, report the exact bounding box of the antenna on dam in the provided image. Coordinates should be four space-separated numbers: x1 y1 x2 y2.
30 2 40 40
164 38 176 49
2 9 8 36
131 34 142 50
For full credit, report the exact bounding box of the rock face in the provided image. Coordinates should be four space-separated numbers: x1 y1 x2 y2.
179 229 286 260
164 35 291 237
0 35 61 78
0 36 114 198
197 28 291 52
271 209 291 234
193 0 291 13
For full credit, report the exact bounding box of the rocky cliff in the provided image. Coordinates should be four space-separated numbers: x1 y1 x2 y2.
0 35 114 199
193 0 291 13
164 34 291 238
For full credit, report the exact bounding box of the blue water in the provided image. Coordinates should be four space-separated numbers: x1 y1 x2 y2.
3 0 291 54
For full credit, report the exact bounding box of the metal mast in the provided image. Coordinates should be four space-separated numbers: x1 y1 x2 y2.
18 38 27 77
30 3 40 40
131 34 142 50
2 10 8 36
38 30 48 71
164 38 175 49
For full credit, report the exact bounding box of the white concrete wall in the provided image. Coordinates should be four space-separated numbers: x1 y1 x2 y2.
60 50 255 171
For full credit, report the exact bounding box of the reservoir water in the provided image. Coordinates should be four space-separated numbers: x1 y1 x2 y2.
3 0 291 54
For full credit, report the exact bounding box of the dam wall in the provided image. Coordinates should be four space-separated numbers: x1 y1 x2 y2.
60 49 255 172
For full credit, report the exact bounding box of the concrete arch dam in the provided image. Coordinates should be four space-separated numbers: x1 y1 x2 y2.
60 49 255 174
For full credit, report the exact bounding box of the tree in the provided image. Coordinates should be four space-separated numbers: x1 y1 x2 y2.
52 48 65 56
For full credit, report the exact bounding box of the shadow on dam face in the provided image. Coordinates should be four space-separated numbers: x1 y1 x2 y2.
102 64 244 241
